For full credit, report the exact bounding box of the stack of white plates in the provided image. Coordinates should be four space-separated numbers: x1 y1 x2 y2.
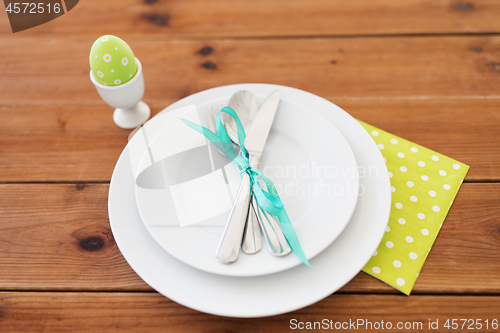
108 84 391 317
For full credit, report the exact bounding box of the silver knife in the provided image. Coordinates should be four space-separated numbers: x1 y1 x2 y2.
216 90 291 264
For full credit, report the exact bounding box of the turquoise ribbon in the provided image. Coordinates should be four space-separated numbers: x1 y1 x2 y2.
181 106 312 268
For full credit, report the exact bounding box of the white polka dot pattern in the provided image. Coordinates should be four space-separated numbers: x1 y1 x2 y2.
89 35 138 87
361 121 469 295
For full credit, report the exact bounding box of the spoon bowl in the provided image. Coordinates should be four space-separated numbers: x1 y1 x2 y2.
226 91 261 144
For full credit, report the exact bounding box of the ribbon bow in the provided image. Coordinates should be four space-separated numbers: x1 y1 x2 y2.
181 106 312 268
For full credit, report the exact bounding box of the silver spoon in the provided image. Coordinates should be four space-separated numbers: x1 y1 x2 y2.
225 91 291 257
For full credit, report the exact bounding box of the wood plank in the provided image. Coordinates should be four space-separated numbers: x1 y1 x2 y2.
0 36 499 105
0 292 499 332
0 184 148 291
0 183 499 294
0 104 130 182
1 0 500 37
1 99 498 182
339 99 500 182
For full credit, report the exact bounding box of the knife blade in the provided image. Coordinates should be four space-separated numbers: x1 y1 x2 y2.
244 90 281 156
216 90 288 264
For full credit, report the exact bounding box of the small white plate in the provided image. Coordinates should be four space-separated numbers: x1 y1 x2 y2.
108 83 391 317
133 94 359 276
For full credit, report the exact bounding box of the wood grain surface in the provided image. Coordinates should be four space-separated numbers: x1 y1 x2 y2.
0 36 499 105
1 100 498 182
0 183 498 294
1 0 499 329
1 0 500 37
0 292 499 332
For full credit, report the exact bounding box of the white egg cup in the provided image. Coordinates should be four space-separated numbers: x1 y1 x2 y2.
90 57 150 129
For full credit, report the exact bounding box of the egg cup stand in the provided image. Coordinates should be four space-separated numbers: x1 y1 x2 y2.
90 57 151 129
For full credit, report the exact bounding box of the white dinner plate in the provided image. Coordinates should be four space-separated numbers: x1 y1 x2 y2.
133 95 359 276
108 83 391 317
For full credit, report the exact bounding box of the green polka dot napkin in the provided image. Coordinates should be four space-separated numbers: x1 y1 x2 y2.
358 120 469 295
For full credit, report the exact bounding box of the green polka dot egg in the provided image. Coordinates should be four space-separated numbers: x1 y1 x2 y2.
89 35 138 86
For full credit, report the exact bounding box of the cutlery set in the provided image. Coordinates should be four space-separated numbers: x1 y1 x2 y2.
110 83 376 316
208 90 292 264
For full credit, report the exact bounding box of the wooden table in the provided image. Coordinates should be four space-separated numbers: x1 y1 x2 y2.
1 0 500 331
